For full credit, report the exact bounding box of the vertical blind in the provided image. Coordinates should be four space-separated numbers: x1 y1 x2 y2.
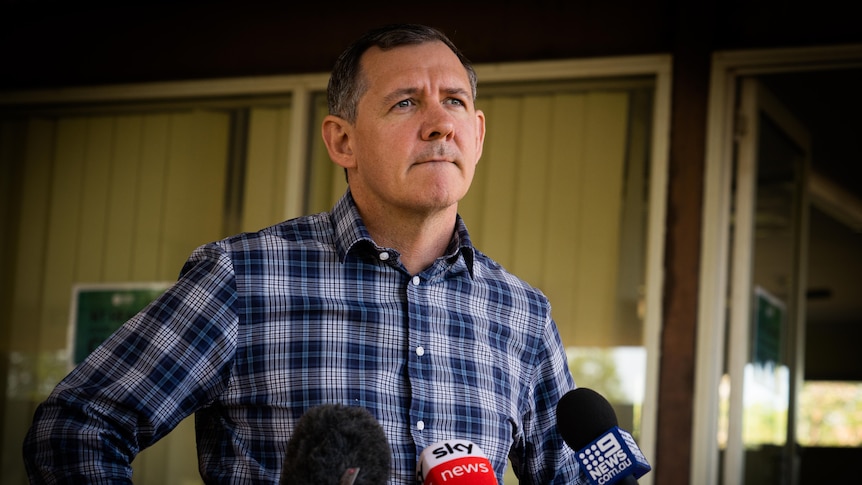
463 91 632 347
1 110 234 483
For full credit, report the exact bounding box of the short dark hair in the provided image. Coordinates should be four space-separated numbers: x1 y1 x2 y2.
280 404 391 485
327 23 478 123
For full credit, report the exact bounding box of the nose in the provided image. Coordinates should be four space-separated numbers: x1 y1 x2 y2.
421 103 455 141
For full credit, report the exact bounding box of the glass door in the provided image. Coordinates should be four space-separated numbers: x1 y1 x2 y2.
722 77 810 485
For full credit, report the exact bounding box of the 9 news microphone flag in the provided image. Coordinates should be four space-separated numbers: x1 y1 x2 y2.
575 425 650 485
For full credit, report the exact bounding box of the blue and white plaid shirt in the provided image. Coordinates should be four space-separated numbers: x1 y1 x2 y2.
24 190 581 484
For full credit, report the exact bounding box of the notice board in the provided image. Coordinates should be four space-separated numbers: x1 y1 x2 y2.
69 282 172 365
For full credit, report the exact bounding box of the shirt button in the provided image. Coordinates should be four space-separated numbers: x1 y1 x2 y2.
411 276 421 286
379 251 390 261
416 346 425 356
416 420 425 431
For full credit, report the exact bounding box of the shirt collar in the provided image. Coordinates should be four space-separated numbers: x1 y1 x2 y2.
330 189 476 278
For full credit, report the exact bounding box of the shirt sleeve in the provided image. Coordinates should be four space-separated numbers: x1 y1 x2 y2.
22 243 240 483
513 314 586 485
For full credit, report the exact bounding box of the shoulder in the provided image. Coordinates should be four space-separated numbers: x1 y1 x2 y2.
245 212 336 246
213 212 337 253
180 212 337 274
469 248 552 315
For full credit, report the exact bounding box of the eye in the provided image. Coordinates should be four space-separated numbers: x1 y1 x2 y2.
394 99 414 109
445 97 467 108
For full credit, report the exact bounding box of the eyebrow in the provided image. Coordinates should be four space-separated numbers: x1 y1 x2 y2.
443 87 472 100
382 86 472 106
382 88 419 106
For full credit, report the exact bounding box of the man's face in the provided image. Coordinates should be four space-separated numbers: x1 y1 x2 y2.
340 41 485 217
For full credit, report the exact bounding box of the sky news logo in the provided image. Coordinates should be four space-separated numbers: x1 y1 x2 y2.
417 440 496 485
430 441 476 459
436 458 491 482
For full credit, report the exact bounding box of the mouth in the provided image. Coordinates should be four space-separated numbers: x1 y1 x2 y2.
411 159 458 172
415 145 459 167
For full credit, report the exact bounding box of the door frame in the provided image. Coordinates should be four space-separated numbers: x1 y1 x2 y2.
693 44 862 485
725 76 811 485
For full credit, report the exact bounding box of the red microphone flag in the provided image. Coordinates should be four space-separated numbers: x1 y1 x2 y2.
416 440 497 485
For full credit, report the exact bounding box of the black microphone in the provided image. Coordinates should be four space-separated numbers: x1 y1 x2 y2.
556 388 651 485
281 404 391 485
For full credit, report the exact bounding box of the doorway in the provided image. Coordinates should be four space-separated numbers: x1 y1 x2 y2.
694 45 862 485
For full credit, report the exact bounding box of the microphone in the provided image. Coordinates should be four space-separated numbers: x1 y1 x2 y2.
556 388 651 485
416 439 498 485
281 404 391 485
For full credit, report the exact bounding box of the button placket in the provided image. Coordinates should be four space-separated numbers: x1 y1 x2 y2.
407 272 430 436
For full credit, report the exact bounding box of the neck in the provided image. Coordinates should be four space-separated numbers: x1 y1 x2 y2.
358 202 457 276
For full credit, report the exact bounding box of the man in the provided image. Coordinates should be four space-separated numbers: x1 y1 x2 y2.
23 24 581 484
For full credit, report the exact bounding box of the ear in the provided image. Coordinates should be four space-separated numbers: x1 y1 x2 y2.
321 115 356 170
474 109 486 163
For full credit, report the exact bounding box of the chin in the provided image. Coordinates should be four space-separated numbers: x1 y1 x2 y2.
416 188 467 212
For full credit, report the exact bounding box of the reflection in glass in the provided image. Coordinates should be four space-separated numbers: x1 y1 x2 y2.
567 346 647 440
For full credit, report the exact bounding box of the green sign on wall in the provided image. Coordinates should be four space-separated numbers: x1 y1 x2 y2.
752 286 786 367
70 283 172 365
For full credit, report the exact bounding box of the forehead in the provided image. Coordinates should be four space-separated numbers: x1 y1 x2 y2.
358 41 472 93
